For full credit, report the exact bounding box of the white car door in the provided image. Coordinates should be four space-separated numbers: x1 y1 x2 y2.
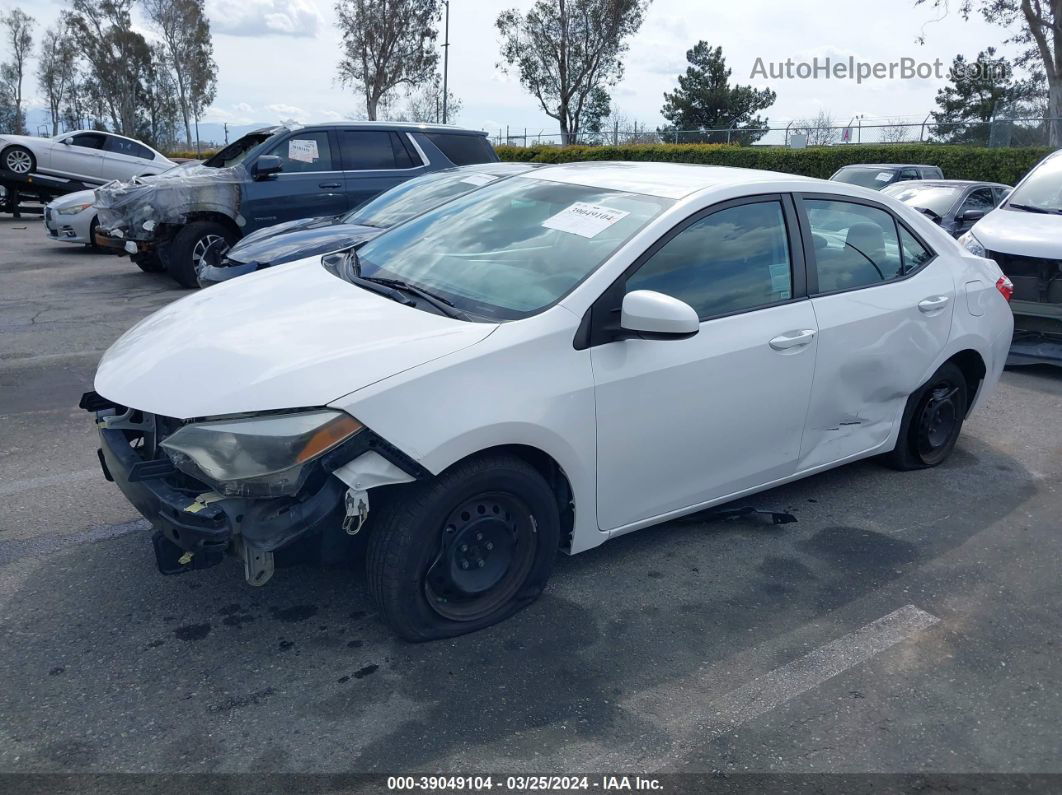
796 195 955 471
590 196 819 532
50 132 106 182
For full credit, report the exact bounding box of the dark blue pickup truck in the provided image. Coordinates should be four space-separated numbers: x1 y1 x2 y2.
94 122 498 287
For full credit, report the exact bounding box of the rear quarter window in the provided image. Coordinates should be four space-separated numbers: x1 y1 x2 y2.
423 133 497 166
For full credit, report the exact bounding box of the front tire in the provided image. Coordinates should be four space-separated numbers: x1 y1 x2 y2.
164 220 237 288
885 362 968 470
2 145 35 176
366 454 560 641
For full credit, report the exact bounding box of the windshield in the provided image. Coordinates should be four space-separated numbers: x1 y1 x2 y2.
1005 154 1062 212
833 167 897 189
203 131 279 168
344 169 503 229
882 184 961 217
348 176 673 320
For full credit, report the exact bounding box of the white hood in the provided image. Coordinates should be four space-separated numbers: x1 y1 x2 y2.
971 207 1062 259
95 258 497 419
47 188 96 211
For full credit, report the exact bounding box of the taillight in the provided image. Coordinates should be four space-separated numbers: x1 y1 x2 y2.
995 276 1014 302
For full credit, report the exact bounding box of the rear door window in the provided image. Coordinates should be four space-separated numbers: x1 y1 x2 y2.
338 131 411 170
423 133 496 166
264 131 335 173
103 136 154 160
805 199 903 293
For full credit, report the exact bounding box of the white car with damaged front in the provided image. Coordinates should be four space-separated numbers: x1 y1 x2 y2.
87 161 1014 641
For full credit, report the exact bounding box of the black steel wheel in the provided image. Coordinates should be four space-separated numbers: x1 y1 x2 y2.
886 361 968 470
366 454 560 641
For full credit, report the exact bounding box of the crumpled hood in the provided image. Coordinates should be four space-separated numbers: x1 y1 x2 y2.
95 258 497 419
972 207 1062 259
95 164 245 237
227 221 382 267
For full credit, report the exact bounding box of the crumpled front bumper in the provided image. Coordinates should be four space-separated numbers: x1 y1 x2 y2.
89 397 346 578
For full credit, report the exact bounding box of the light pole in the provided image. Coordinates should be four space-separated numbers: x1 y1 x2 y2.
441 1 450 124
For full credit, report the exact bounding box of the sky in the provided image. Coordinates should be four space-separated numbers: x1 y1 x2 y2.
3 0 1024 144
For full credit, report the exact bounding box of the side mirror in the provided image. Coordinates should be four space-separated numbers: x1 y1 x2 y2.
619 290 699 339
960 209 986 223
253 155 283 179
61 138 71 145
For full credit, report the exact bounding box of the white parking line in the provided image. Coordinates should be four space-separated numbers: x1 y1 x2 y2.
0 468 98 497
586 605 940 771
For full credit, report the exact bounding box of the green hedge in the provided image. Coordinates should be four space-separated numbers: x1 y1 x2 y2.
495 143 1052 185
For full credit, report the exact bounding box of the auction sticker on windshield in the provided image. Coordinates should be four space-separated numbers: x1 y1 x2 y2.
289 139 319 163
542 202 630 238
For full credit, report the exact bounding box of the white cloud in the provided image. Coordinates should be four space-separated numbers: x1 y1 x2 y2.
265 103 310 122
208 0 322 38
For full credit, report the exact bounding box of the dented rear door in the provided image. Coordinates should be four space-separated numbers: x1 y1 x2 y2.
797 194 955 470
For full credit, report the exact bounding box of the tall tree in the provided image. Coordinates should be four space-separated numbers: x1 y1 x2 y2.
496 0 650 145
335 0 441 121
1 9 35 135
37 23 79 136
916 0 1062 146
68 0 156 137
930 48 1026 142
141 0 217 149
660 42 776 144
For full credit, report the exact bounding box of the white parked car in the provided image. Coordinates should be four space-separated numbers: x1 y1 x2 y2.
959 148 1062 365
0 130 174 185
43 188 98 246
85 162 1014 640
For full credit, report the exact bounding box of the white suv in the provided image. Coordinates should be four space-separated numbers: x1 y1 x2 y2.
960 149 1062 365
86 162 1014 640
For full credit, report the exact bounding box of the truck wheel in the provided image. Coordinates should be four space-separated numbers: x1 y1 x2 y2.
2 145 35 175
132 251 165 272
366 454 560 642
166 221 237 288
885 362 968 470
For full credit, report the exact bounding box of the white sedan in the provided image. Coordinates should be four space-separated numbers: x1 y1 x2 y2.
0 130 173 186
86 161 1014 640
43 188 98 246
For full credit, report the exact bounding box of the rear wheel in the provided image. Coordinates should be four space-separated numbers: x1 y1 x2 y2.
164 220 237 288
2 145 35 176
366 454 560 641
885 362 968 470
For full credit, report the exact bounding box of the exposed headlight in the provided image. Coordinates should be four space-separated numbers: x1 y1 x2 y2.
161 410 363 497
57 202 94 215
958 231 986 257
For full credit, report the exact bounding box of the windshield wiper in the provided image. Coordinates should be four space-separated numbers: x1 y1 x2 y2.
344 249 470 319
1008 202 1061 215
363 276 472 320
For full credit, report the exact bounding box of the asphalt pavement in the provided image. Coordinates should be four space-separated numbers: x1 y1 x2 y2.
1 215 1060 779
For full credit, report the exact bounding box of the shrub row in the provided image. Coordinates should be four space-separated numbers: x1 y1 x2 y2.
495 143 1054 185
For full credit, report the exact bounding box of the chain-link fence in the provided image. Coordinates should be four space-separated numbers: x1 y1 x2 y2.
494 118 1061 148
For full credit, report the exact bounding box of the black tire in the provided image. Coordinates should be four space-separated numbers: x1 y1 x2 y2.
885 361 968 470
132 251 165 272
366 454 560 642
87 217 100 250
2 145 35 176
164 220 237 288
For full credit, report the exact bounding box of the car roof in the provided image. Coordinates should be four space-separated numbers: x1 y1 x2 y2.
450 162 543 175
270 121 490 136
883 179 1010 189
523 161 820 199
836 163 940 170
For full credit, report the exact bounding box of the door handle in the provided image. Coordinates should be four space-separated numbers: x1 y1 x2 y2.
918 295 950 313
318 182 341 189
769 329 816 351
